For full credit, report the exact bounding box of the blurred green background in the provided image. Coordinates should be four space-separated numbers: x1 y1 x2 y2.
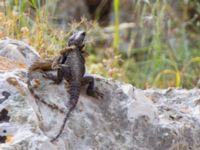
0 0 199 89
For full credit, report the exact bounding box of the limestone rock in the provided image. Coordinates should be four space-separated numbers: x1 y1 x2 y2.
0 39 39 66
0 40 200 150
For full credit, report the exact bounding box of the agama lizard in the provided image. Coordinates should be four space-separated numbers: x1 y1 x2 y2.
27 32 86 113
28 31 102 142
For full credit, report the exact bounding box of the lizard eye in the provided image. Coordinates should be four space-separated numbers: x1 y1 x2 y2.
81 31 86 37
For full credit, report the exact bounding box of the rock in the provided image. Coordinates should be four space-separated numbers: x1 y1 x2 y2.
53 0 90 29
0 40 200 150
84 0 113 26
0 39 39 66
54 0 113 28
0 56 27 71
0 70 57 150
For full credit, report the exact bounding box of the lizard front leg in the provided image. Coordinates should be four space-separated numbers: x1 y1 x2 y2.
82 75 103 98
43 65 70 84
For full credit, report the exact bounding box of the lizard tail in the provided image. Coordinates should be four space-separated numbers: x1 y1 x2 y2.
51 83 80 142
27 72 65 114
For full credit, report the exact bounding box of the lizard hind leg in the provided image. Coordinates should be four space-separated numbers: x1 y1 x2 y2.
82 75 103 98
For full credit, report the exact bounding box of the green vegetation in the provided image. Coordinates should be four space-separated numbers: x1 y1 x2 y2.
113 0 119 50
0 0 199 89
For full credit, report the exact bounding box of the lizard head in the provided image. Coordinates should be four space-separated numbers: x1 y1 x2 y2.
68 31 86 49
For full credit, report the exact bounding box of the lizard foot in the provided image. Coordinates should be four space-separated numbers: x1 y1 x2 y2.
87 88 103 99
42 72 61 84
42 72 54 79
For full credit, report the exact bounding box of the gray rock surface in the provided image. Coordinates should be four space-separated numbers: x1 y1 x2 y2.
0 40 200 150
0 39 39 65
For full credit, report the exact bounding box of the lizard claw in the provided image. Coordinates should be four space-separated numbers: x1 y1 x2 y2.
49 81 57 85
42 72 51 79
95 91 104 99
43 72 62 84
42 73 56 80
49 81 61 85
87 88 103 99
94 87 104 99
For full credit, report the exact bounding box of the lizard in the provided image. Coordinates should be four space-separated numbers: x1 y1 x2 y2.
27 32 86 113
28 31 102 142
43 30 102 142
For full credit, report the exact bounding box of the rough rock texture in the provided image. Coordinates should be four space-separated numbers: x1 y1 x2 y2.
0 39 39 65
0 39 200 150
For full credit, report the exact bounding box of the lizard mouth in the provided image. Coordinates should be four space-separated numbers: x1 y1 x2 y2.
80 42 85 50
